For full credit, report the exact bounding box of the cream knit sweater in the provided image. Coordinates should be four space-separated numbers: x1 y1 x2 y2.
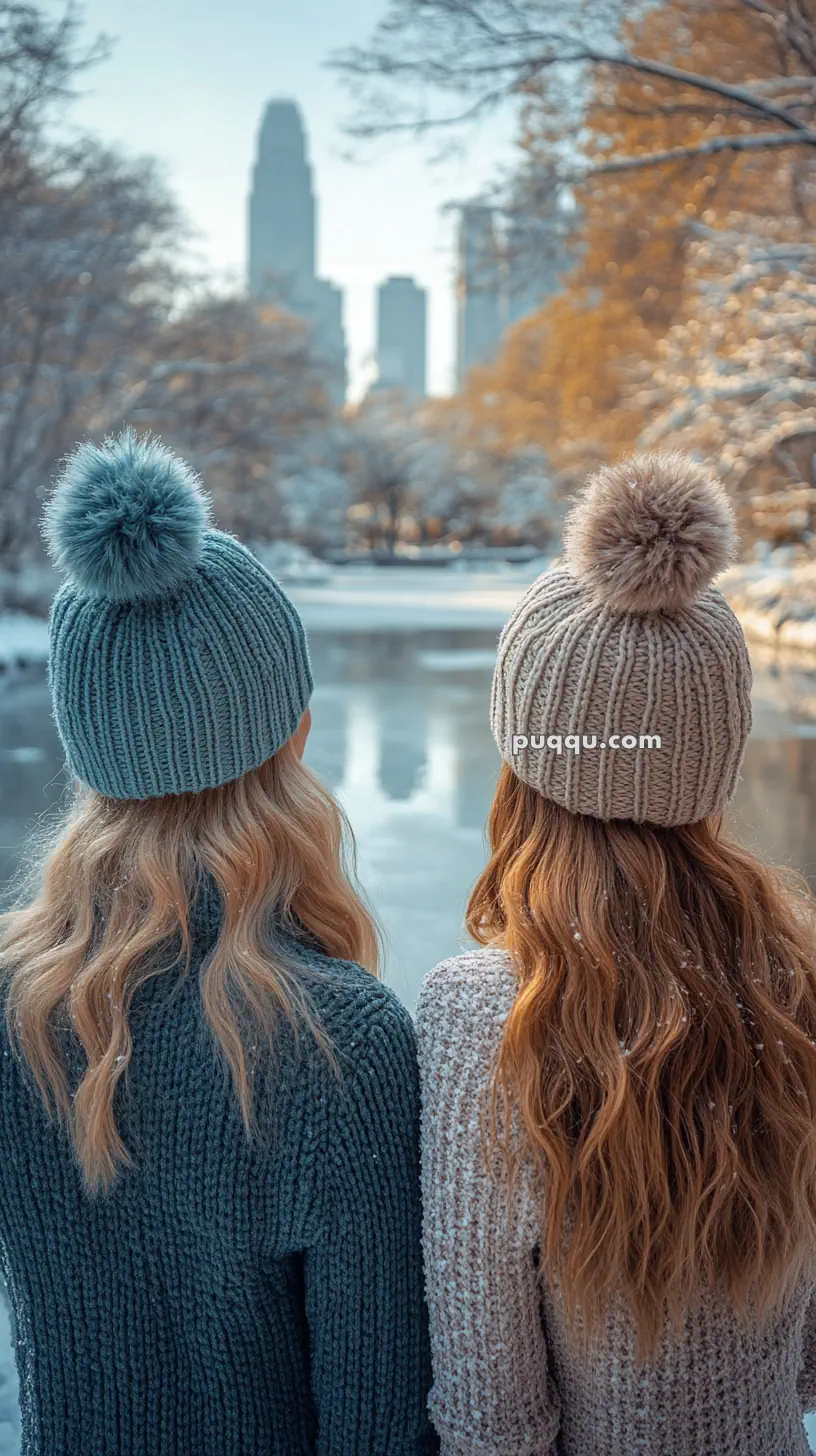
416 947 816 1456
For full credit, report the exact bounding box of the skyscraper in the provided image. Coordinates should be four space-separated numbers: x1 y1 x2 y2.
248 99 315 294
376 276 427 398
503 198 571 329
455 205 502 387
454 193 574 388
247 98 347 404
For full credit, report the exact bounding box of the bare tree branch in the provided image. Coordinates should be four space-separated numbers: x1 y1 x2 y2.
579 128 814 177
588 48 815 135
332 0 816 183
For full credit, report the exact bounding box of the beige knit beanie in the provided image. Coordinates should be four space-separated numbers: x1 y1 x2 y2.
491 451 753 826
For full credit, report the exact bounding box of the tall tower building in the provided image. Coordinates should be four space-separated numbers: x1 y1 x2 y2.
376 276 427 398
456 205 502 387
248 99 315 295
247 98 346 404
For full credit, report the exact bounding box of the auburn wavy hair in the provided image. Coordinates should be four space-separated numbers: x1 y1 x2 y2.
0 740 379 1196
467 764 816 1360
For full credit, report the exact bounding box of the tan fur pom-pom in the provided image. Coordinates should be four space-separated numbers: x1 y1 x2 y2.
563 451 736 615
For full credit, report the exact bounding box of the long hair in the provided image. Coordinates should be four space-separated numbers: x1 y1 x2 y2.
0 742 379 1196
467 763 816 1360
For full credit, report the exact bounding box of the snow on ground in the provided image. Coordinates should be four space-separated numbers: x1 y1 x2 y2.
0 566 539 666
5 558 816 653
287 561 816 655
287 566 534 632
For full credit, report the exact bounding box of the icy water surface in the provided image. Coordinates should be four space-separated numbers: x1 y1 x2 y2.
3 628 816 1449
5 630 816 1006
0 630 505 1009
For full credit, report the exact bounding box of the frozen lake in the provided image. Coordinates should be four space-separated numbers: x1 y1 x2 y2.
6 621 816 1010
3 582 816 1447
0 628 504 1011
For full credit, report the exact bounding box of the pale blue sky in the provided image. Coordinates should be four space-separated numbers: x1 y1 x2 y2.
62 0 518 398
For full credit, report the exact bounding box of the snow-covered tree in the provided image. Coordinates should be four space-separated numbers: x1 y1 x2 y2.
0 142 182 557
344 401 423 551
278 467 351 552
636 215 816 506
126 296 333 542
344 397 501 549
492 447 557 543
0 4 338 569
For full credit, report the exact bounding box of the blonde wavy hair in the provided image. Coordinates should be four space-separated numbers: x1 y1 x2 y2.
467 764 816 1360
0 740 379 1196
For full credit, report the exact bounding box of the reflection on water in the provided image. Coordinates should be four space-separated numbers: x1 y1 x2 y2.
304 633 501 1008
4 631 816 1012
733 738 816 884
728 647 816 890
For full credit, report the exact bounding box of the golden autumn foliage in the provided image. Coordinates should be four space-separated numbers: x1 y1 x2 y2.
455 0 811 470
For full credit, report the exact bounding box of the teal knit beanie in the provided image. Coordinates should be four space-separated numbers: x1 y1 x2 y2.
43 430 313 799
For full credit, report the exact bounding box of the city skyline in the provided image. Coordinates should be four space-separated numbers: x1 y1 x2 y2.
65 0 518 401
246 96 563 407
247 100 433 407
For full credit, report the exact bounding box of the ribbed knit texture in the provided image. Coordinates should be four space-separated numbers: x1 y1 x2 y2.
416 948 816 1456
0 888 437 1455
44 431 314 799
48 531 313 798
491 570 753 825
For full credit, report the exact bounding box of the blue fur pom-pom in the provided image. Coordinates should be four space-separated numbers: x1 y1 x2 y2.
43 429 211 602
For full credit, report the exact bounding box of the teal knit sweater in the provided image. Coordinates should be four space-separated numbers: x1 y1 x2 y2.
0 888 437 1455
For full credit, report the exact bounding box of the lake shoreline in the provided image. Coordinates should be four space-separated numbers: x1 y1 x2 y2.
5 562 816 665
